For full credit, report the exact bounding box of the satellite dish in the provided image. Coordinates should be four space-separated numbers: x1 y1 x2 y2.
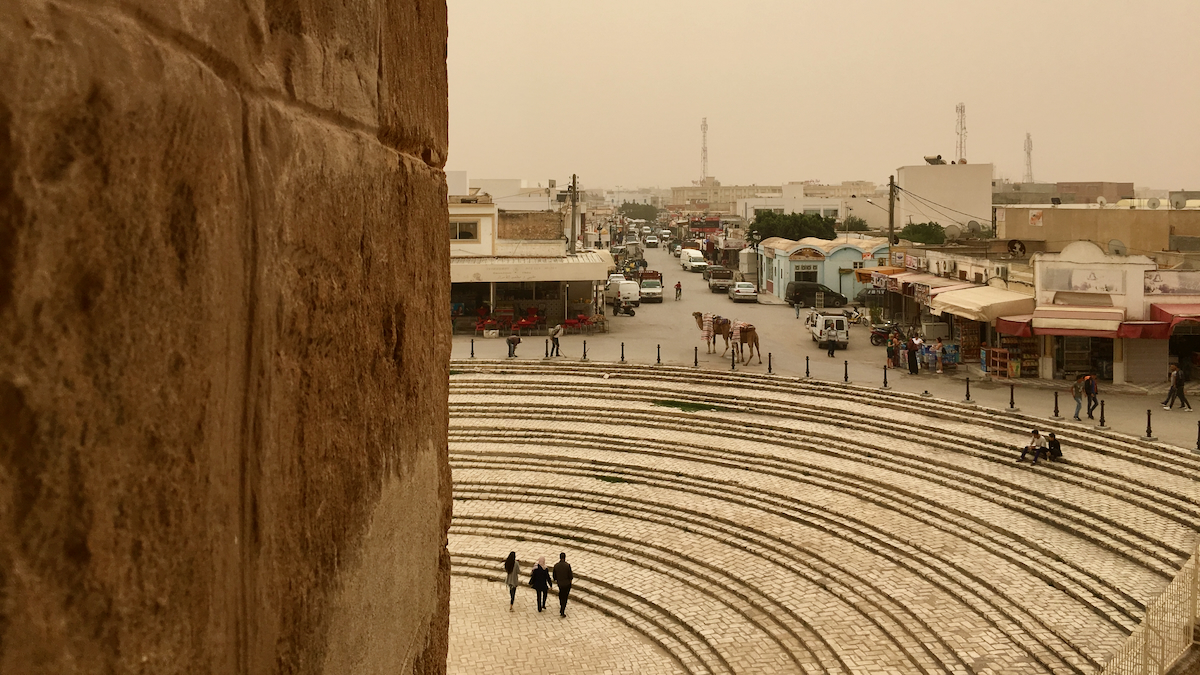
966 220 983 237
1109 239 1128 256
1172 197 1187 209
1096 196 1107 206
1147 197 1161 210
1007 239 1027 257
944 224 962 241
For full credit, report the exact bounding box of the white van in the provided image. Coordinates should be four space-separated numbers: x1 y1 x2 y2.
681 249 708 273
810 313 849 349
605 279 641 307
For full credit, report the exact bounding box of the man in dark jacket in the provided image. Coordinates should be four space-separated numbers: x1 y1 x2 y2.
553 552 573 617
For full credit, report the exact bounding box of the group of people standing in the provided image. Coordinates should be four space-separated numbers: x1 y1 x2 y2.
885 333 947 375
503 551 574 617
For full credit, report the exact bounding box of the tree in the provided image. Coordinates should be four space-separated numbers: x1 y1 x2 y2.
898 221 945 245
843 215 869 231
753 211 836 241
618 202 661 222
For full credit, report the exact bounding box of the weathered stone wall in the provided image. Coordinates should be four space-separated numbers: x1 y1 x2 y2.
498 210 566 240
0 2 450 674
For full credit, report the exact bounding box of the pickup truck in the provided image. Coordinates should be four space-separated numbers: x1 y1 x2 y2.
638 270 663 302
706 267 734 292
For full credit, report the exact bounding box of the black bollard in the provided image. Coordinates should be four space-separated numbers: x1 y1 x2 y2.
620 342 625 363
731 347 736 371
470 338 475 358
545 339 549 358
1053 392 1060 418
1099 400 1106 428
1196 421 1199 451
768 353 773 374
1009 383 1015 409
805 356 810 378
582 340 588 361
844 360 849 383
694 346 698 367
883 366 889 389
965 376 972 402
1147 409 1153 439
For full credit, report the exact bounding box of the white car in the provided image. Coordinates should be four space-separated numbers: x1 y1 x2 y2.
728 282 757 303
645 235 659 248
641 226 652 235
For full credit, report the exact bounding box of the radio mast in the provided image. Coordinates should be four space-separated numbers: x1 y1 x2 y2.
955 103 967 163
1023 133 1034 183
701 117 708 182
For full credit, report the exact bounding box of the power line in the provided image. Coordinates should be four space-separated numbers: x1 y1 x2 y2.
895 186 992 223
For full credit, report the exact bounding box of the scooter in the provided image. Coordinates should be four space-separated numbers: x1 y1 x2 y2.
613 299 636 317
844 307 868 326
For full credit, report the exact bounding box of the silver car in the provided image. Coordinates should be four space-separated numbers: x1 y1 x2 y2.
728 281 757 303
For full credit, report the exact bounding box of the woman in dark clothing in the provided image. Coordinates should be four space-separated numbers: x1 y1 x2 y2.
907 337 919 375
503 551 520 611
529 556 553 612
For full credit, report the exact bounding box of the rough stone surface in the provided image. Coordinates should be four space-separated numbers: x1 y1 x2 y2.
0 2 450 674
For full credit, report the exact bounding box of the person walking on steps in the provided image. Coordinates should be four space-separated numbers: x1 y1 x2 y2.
1084 374 1100 419
1170 364 1193 411
1071 374 1085 420
553 552 573 617
529 556 552 612
675 281 682 300
1018 429 1047 465
549 324 563 357
503 551 521 611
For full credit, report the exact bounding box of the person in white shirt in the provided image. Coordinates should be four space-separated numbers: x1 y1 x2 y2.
549 324 564 357
1018 429 1047 465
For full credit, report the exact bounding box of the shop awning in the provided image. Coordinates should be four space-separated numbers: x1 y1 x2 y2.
1149 303 1200 329
996 315 1034 337
450 251 614 283
929 286 1036 322
861 266 905 284
1032 305 1124 335
928 283 978 296
1117 322 1171 339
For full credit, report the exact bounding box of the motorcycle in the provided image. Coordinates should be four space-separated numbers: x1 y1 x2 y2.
844 307 869 326
869 322 903 346
613 299 636 317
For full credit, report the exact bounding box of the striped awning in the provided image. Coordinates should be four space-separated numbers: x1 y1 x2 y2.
1031 305 1124 335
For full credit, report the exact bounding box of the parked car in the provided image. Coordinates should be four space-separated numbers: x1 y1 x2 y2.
855 287 886 306
701 265 725 281
785 281 846 308
728 281 757 302
645 235 659 248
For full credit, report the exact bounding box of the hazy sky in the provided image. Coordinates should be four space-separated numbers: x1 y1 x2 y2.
447 1 1200 191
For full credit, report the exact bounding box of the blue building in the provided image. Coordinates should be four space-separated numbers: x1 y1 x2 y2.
758 235 890 302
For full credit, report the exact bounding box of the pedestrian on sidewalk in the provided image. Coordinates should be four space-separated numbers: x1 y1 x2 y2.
906 336 920 375
1172 364 1193 411
934 337 945 374
886 336 896 369
549 324 563 357
1163 364 1179 409
897 334 908 370
504 551 521 611
506 332 521 358
529 556 552 612
1071 374 1085 421
1018 429 1046 465
553 552 573 617
1084 374 1099 419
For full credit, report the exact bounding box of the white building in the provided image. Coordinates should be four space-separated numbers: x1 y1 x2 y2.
896 163 993 231
470 177 562 211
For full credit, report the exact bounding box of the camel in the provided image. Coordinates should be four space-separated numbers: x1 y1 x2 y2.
692 312 762 364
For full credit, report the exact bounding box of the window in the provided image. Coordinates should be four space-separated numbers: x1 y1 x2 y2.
877 257 887 266
795 263 818 282
448 220 479 241
852 261 864 269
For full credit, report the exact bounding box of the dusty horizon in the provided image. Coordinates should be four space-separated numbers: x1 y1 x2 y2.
447 0 1200 192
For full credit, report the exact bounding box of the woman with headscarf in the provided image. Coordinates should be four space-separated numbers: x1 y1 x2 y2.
528 556 553 612
907 336 920 375
503 551 521 611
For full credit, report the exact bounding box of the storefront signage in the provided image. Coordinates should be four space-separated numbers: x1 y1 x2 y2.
1029 209 1044 227
1145 270 1200 295
914 283 931 306
1042 267 1124 294
789 248 825 261
892 251 904 266
905 254 920 269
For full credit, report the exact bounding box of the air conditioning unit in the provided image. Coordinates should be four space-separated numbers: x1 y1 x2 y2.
994 266 1008 281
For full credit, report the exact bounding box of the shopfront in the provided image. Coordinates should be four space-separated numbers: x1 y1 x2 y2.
929 286 1036 369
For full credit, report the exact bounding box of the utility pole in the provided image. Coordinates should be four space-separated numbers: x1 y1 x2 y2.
569 174 578 255
887 174 896 248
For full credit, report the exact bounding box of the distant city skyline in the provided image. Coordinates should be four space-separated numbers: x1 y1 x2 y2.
447 0 1199 192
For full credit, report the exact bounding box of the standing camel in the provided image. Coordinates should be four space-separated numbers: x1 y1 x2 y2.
693 312 762 364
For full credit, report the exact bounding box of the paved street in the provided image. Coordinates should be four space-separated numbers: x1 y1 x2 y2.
452 244 1200 453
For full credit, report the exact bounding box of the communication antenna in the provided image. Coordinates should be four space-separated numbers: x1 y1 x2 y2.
955 103 967 163
1147 197 1161 210
701 117 708 182
944 224 962 241
1023 133 1034 183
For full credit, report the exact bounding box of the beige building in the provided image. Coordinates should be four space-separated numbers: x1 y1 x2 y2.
670 177 781 213
997 206 1200 258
